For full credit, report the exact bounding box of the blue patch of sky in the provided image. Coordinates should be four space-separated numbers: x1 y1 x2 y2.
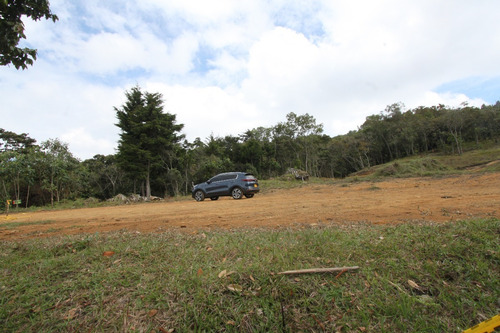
67 2 107 36
435 76 500 105
80 67 151 87
132 9 191 41
192 44 217 74
273 2 326 41
66 1 183 41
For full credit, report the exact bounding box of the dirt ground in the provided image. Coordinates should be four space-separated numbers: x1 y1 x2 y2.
1 173 499 241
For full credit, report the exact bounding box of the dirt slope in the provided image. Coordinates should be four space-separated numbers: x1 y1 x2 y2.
1 173 499 241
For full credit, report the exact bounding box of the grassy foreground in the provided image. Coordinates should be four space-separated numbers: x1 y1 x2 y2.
1 219 499 332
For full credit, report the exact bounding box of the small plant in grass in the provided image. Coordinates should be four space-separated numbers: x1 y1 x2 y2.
368 184 381 191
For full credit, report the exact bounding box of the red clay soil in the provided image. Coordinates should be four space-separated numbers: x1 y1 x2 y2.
1 173 499 241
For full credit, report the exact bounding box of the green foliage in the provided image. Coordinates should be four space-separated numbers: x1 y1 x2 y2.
2 100 500 205
81 154 126 200
328 102 500 176
0 0 58 69
0 129 36 151
0 132 84 210
1 219 498 331
40 139 80 207
115 86 184 199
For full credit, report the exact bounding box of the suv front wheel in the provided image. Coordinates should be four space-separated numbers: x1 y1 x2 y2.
231 187 243 200
194 190 205 202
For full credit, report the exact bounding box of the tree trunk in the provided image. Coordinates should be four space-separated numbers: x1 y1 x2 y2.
2 180 9 215
25 185 30 208
382 136 393 161
450 129 463 155
15 174 20 209
363 152 371 168
56 181 60 203
146 163 151 200
50 173 54 208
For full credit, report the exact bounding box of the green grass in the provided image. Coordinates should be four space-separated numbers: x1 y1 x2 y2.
260 175 335 192
439 146 500 171
350 145 500 181
0 220 54 229
373 156 452 178
1 219 498 332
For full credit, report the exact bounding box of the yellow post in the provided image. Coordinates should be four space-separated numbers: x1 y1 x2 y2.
463 314 500 333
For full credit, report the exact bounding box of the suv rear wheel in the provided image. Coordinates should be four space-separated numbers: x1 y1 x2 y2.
194 190 205 202
231 187 243 200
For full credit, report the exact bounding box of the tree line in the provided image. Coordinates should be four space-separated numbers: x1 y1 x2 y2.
1 86 499 208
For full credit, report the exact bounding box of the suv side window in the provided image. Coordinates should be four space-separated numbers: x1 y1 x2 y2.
210 175 224 182
217 174 237 181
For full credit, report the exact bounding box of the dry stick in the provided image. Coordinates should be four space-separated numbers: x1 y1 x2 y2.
335 269 347 279
278 266 359 275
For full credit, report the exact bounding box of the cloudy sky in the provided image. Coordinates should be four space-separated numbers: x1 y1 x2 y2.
1 0 499 160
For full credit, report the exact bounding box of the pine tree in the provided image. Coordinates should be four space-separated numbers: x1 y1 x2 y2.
115 86 184 199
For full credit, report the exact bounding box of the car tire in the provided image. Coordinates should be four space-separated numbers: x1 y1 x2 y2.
231 187 243 200
244 194 254 198
210 196 219 201
194 190 205 202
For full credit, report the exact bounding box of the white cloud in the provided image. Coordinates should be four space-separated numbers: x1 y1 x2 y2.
409 92 487 110
2 0 500 160
79 33 147 74
145 83 259 142
0 63 123 159
61 127 116 159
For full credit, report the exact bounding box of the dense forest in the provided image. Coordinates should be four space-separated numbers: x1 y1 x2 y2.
1 86 500 208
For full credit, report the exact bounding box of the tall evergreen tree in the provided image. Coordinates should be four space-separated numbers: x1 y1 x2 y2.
115 86 184 199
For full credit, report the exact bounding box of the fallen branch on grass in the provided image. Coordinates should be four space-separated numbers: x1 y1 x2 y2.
278 266 359 275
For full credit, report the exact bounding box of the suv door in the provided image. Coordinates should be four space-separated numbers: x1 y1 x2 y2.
218 173 238 195
205 175 225 196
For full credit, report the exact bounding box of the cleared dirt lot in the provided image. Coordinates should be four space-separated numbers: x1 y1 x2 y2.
1 173 499 241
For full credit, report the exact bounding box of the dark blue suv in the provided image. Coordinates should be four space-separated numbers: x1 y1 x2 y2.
192 172 259 201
